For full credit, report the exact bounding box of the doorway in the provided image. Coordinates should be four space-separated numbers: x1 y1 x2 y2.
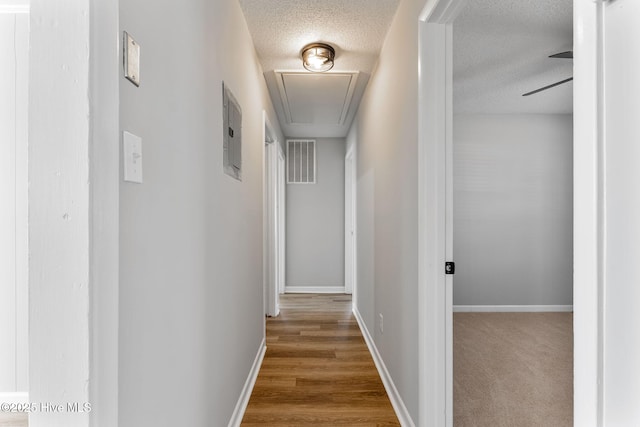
264 112 285 317
344 148 356 296
284 138 346 294
418 0 575 425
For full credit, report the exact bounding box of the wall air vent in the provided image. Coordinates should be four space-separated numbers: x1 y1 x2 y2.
287 140 316 184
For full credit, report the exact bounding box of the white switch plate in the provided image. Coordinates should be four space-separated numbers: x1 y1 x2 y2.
123 31 140 86
123 131 143 183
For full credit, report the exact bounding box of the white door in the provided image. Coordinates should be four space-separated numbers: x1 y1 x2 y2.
601 1 640 423
264 122 280 317
277 148 286 295
344 150 356 295
0 11 29 395
418 1 466 424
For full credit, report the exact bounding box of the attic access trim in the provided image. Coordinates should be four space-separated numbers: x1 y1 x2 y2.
275 71 360 126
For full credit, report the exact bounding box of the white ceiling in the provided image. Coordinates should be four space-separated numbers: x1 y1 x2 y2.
239 0 572 135
239 0 399 138
275 72 359 125
239 0 399 74
453 0 573 114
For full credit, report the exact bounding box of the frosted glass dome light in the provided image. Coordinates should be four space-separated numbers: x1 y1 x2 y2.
301 43 335 72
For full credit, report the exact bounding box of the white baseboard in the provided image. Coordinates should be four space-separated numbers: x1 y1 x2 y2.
285 286 345 294
228 338 266 427
453 305 573 312
0 392 29 404
352 307 415 427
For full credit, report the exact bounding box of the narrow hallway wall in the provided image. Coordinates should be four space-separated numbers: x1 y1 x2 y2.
118 0 283 425
346 0 427 422
286 138 345 291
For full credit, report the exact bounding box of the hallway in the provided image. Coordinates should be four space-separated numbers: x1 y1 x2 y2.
241 294 399 426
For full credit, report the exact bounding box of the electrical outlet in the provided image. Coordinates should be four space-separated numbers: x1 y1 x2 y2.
379 313 384 334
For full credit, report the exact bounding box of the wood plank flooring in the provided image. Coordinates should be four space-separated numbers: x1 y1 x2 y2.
241 294 400 426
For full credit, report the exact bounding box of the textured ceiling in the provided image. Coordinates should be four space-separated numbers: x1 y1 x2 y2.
239 0 400 74
454 0 573 114
239 0 399 138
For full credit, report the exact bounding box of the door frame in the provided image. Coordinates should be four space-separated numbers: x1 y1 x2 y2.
27 0 120 425
264 111 282 317
344 147 356 296
417 1 465 425
277 148 286 296
417 0 603 425
573 1 604 425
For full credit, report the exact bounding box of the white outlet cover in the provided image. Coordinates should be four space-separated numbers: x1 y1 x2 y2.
124 31 140 86
123 131 143 183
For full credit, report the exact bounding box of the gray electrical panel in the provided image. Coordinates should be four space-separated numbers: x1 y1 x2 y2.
223 82 242 180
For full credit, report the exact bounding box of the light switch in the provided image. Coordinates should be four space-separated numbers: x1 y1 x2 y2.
123 131 143 183
124 31 140 86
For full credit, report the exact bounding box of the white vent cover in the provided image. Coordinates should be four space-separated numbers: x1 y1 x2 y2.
287 140 316 184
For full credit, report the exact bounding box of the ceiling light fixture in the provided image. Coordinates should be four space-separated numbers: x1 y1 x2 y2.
301 43 335 73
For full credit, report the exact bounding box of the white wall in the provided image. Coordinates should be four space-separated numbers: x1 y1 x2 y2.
89 0 120 423
602 0 640 423
118 0 282 425
0 10 28 395
29 1 91 425
453 114 573 307
286 138 345 290
346 0 425 421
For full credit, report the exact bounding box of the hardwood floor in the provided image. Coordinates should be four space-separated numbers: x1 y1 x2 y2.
241 294 400 426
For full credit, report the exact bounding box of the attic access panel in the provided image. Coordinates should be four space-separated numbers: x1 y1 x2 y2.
223 82 242 181
275 72 359 125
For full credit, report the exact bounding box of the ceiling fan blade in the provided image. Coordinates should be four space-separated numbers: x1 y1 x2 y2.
522 77 573 97
549 51 573 59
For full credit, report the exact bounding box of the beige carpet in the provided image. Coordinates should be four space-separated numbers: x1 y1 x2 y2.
454 312 573 427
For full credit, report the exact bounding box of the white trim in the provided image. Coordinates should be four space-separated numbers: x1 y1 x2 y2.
443 21 454 427
353 307 415 427
227 338 266 427
418 1 467 426
274 71 360 126
284 286 345 294
264 112 280 318
29 3 92 424
418 15 447 427
420 0 466 23
453 305 574 313
344 149 356 295
277 147 286 296
0 392 29 404
573 0 604 425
